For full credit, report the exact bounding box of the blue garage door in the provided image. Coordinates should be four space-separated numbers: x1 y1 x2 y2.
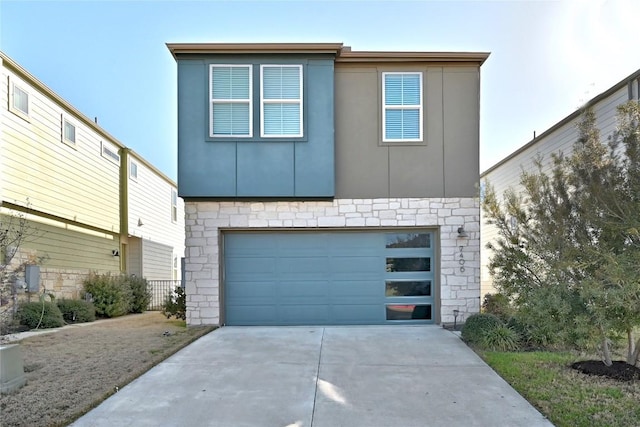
223 231 436 326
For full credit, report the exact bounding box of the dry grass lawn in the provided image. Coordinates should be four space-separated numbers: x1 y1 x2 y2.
0 312 214 427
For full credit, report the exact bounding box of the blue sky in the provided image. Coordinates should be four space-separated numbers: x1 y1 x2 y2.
2 0 638 181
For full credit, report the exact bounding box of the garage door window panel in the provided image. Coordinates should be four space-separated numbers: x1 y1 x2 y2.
386 304 432 321
385 281 431 297
385 233 430 248
386 257 430 272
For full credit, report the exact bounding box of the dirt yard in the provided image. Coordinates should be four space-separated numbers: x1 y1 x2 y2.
0 312 214 427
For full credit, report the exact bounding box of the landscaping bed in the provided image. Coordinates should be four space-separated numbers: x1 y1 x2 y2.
0 312 214 427
572 360 640 382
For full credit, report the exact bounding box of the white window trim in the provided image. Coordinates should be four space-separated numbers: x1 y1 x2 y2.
260 64 303 138
8 76 30 121
129 160 138 181
172 254 179 280
61 114 78 147
171 188 178 223
209 64 253 138
100 141 120 165
382 72 423 143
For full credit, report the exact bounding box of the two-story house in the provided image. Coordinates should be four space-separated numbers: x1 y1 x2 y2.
1 52 185 299
168 43 489 326
480 69 640 297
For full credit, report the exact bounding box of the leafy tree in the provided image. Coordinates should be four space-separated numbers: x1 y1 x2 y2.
483 101 640 366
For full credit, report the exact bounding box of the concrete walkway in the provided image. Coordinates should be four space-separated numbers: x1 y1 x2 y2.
72 326 553 427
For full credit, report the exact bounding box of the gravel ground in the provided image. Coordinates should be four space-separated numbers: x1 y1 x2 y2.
0 312 214 427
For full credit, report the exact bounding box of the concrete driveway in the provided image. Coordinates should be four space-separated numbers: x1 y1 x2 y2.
72 326 553 427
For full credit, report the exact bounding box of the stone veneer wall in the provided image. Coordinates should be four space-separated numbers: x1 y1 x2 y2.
2 249 94 326
4 249 90 298
184 198 480 326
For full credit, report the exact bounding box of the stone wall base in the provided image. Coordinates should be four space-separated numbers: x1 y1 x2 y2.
184 197 481 326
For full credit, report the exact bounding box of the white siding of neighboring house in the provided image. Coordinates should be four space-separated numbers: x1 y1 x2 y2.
480 82 637 297
127 154 185 281
1 65 120 234
141 239 173 280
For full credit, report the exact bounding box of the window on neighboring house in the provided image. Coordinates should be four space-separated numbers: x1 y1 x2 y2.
382 72 423 142
261 65 303 137
62 117 76 145
9 79 30 118
130 161 138 180
171 189 178 223
172 255 178 280
101 141 120 164
210 65 252 137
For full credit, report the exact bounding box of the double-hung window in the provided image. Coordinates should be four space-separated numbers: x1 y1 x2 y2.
261 65 303 137
62 117 76 145
171 189 178 223
130 161 138 181
9 78 30 119
210 65 252 137
382 72 423 142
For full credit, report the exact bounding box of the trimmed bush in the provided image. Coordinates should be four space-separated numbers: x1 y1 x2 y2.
162 286 186 320
461 313 503 345
126 276 151 313
17 301 64 329
83 273 131 318
482 325 521 351
481 293 513 321
57 299 96 324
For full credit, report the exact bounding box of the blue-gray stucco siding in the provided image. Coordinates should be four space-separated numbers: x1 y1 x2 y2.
176 54 335 198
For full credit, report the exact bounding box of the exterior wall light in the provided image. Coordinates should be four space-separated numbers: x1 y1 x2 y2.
457 226 468 238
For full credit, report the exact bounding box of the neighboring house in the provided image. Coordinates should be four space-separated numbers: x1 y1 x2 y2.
168 42 489 326
480 69 640 298
0 52 185 299
125 151 185 281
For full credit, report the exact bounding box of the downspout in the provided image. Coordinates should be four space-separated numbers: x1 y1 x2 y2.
119 147 130 273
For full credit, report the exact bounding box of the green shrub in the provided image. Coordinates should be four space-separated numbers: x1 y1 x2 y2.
506 315 562 350
482 325 521 351
57 299 96 324
162 286 186 320
481 293 513 321
126 276 151 313
17 301 64 329
83 273 131 318
461 313 503 345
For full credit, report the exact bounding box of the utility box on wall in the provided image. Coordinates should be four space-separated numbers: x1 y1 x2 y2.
25 265 40 293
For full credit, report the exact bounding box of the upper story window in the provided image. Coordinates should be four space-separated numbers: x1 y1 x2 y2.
130 160 138 181
171 188 178 223
261 65 303 137
101 141 120 165
382 72 423 142
62 116 76 145
210 65 252 137
9 78 30 119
